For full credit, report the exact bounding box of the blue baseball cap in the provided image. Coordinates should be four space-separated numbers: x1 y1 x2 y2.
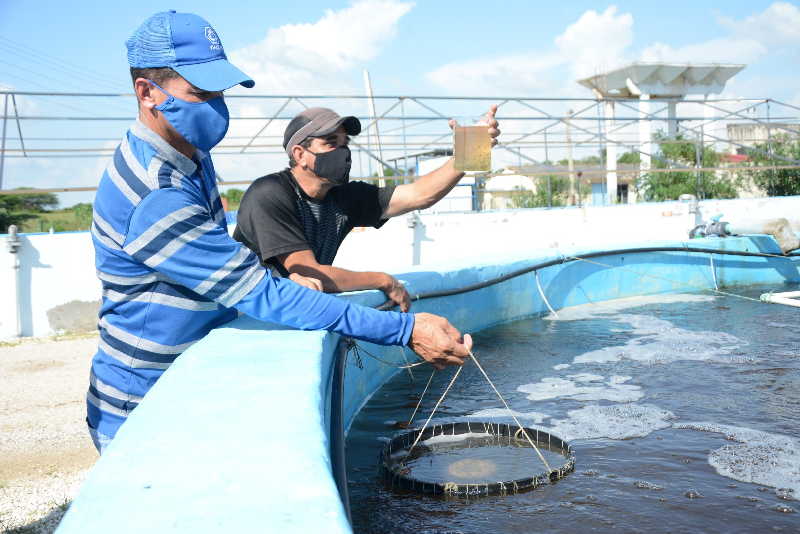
126 10 254 91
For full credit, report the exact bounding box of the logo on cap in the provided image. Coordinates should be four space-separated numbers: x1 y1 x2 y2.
204 26 220 44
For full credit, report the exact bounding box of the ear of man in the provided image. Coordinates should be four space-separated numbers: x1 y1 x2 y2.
130 67 180 109
289 138 314 168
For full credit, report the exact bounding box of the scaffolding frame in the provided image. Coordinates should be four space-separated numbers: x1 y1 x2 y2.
2 90 800 204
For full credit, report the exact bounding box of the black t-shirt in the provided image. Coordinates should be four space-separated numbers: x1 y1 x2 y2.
233 169 395 275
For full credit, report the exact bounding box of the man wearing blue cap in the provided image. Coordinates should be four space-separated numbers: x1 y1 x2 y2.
86 10 472 453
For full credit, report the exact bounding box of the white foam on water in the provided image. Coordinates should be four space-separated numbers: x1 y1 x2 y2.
568 373 604 382
609 375 632 384
553 364 570 370
549 404 675 441
467 408 549 424
571 313 744 365
767 321 795 329
423 432 492 446
546 293 716 321
676 422 800 498
517 374 643 403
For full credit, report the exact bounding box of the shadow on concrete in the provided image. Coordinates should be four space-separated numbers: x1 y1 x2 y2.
0 500 69 534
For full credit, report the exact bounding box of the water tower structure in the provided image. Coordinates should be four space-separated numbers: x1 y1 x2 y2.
578 63 745 204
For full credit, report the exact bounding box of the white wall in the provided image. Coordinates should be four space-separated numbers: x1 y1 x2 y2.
0 232 100 340
1 196 798 340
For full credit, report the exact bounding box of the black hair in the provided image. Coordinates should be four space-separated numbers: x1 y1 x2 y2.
129 66 181 88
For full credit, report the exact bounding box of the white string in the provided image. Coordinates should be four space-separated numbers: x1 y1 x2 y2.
402 352 554 475
350 341 427 369
535 270 559 318
709 254 718 291
468 350 553 473
403 365 463 460
406 369 436 426
397 346 415 380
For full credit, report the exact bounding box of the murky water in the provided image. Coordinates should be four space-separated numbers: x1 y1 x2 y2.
346 284 800 533
390 434 568 485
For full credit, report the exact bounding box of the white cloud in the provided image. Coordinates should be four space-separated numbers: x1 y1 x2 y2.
426 6 633 96
426 2 800 99
426 53 564 96
555 6 633 79
718 1 800 49
642 2 800 65
212 1 414 181
639 37 766 65
229 0 413 94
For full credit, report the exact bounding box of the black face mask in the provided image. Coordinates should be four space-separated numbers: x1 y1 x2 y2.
308 146 351 185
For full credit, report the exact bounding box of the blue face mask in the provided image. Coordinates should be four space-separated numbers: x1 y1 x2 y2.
149 81 229 151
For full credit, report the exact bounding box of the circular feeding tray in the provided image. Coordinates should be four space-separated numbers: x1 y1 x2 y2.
380 421 575 497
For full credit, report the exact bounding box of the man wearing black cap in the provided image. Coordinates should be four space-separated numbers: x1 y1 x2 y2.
233 106 500 311
86 11 473 452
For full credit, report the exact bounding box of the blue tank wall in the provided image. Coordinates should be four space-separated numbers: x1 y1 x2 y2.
57 236 799 534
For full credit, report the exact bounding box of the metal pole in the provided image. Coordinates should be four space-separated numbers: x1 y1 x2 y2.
667 100 678 138
638 93 652 201
695 132 702 199
767 99 774 187
401 97 409 183
0 94 8 189
566 109 575 205
597 101 605 205
11 95 26 157
240 97 292 153
6 225 23 337
604 100 618 205
544 129 551 207
363 70 385 185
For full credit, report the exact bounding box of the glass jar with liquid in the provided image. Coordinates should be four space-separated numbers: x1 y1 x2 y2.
453 125 491 172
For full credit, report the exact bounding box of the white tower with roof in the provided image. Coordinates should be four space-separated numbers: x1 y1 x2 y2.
578 63 745 204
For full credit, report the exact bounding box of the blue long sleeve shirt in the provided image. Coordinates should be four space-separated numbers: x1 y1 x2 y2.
87 120 414 438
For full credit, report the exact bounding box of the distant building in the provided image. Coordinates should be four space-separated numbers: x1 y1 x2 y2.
505 163 639 207
727 123 799 154
481 170 534 210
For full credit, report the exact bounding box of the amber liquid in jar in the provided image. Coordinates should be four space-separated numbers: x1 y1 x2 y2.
454 125 491 172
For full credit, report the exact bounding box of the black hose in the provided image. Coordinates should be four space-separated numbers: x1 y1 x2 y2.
376 245 800 311
329 339 351 522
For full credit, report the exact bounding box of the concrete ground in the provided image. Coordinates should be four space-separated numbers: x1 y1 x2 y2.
0 335 99 534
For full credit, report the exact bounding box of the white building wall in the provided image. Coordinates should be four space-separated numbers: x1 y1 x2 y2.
1 196 798 341
0 232 100 340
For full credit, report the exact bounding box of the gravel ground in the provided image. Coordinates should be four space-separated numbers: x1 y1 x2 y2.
0 335 99 533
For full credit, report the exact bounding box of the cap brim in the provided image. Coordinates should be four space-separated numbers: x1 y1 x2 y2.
174 58 255 91
315 115 361 137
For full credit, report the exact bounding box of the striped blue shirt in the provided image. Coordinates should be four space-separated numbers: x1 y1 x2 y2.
87 120 415 439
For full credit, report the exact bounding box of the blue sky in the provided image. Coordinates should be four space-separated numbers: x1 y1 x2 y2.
1 1 799 205
3 1 797 96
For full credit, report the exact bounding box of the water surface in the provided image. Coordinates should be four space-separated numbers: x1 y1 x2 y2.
346 285 800 533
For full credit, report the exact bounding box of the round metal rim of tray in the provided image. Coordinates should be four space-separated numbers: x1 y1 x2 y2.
380 421 575 498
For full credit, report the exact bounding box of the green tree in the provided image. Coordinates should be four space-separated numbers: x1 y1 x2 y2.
70 203 94 230
746 135 800 197
0 201 35 231
617 151 640 164
374 166 397 177
0 191 58 232
637 134 737 201
221 188 245 210
509 176 569 208
557 155 601 166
